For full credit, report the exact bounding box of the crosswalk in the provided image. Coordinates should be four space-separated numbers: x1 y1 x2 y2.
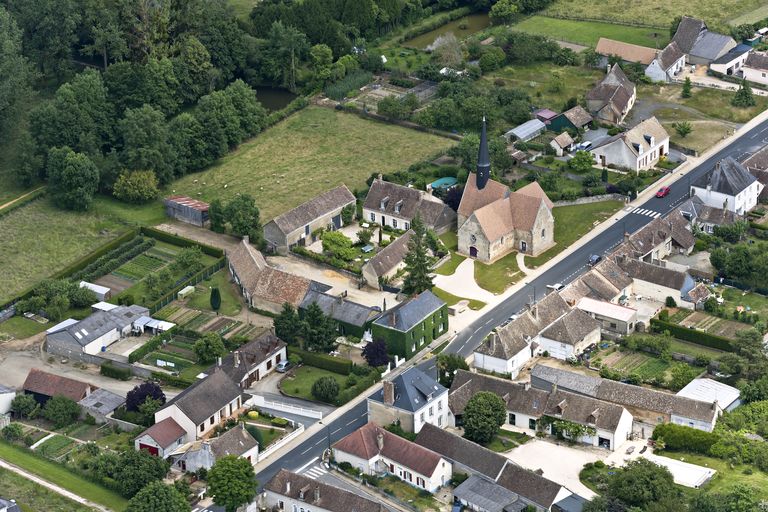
303 464 329 480
629 207 661 219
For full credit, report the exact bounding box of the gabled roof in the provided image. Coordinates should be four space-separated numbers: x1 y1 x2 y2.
506 119 546 140
210 423 258 458
267 185 355 235
213 331 286 384
333 422 444 476
561 105 593 128
362 230 412 278
531 365 602 396
458 173 510 220
592 117 668 157
692 157 757 196
540 309 600 345
415 423 508 480
530 291 571 327
164 195 209 212
160 368 243 426
711 45 752 66
656 41 685 70
300 290 380 328
586 64 635 117
369 366 446 413
139 417 187 448
595 38 657 65
364 179 424 219
672 16 707 54
742 145 768 172
616 256 688 290
592 257 634 290
496 462 564 510
690 31 736 60
78 388 125 415
22 368 94 401
686 282 711 304
552 132 574 149
679 196 738 226
416 199 457 232
453 474 523 512
265 470 386 512
373 290 445 333
474 317 535 360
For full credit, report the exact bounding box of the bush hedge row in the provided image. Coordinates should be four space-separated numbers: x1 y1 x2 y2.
128 329 175 363
139 226 223 257
291 246 362 276
144 257 225 314
71 237 155 282
150 371 194 389
652 423 719 454
287 347 352 375
0 188 46 220
650 318 733 352
100 363 132 380
265 96 309 127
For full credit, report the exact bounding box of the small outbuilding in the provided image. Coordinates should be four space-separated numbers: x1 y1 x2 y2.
0 385 16 415
549 132 574 156
79 281 111 301
504 119 546 142
78 388 126 424
676 378 741 413
164 196 210 227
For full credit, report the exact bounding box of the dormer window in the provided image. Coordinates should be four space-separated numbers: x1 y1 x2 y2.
380 196 389 210
394 200 403 214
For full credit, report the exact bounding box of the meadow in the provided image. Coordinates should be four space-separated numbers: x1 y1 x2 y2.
512 16 670 47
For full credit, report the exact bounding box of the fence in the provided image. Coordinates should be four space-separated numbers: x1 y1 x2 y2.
147 257 226 314
249 395 323 420
105 414 142 432
256 423 305 463
554 193 628 207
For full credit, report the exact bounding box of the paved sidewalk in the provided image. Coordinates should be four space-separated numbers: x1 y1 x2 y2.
433 258 496 303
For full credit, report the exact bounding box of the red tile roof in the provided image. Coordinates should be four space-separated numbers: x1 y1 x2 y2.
22 368 95 401
139 417 187 448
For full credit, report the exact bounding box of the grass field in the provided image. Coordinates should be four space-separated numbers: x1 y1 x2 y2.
0 317 49 340
378 475 440 511
172 107 456 221
0 441 128 511
432 287 486 311
541 0 764 29
475 251 523 295
729 5 768 26
719 287 768 319
186 269 243 316
280 366 350 404
512 16 669 47
434 232 466 276
525 201 624 269
0 467 95 512
639 84 768 125
668 339 724 359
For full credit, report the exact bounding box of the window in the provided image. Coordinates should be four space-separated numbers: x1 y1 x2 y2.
393 219 398 228
610 322 617 328
278 501 284 510
370 212 376 222
390 463 394 472
541 229 545 239
420 412 425 422
529 418 536 430
438 400 442 411
438 416 442 426
305 225 310 236
267 360 272 370
292 505 297 512
210 416 214 426
509 413 516 425
405 222 410 230
429 406 433 416
200 424 204 432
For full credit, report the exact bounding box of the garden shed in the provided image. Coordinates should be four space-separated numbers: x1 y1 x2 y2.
80 281 111 301
164 195 210 227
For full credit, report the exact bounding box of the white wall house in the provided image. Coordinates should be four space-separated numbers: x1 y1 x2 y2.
690 157 763 215
0 385 15 415
473 327 535 379
134 417 188 458
591 117 669 172
710 47 751 76
264 470 386 512
645 42 686 82
576 297 638 335
741 52 768 86
537 309 601 360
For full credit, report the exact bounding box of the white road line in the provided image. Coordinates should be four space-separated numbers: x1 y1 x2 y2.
346 419 357 426
332 428 342 434
296 457 319 473
300 447 312 455
314 439 324 446
359 412 367 418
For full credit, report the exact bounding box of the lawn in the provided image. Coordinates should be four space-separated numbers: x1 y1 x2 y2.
280 366 350 404
377 475 440 511
729 5 768 26
541 0 763 28
668 339 724 359
172 107 456 221
254 426 282 448
0 441 129 511
525 200 623 269
0 316 49 340
432 287 486 311
0 467 95 512
475 251 523 295
679 311 748 340
186 269 243 316
434 231 466 276
227 0 257 20
718 286 768 319
640 84 768 125
35 435 76 459
512 16 669 47
485 429 531 453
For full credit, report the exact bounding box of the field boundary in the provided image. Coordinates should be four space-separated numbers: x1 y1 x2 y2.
536 13 665 30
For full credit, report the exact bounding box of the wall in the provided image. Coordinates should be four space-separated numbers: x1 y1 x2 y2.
264 490 334 512
554 193 627 207
473 348 532 379
256 423 305 462
585 310 636 335
363 208 412 231
367 399 414 432
592 139 637 170
0 391 15 415
507 410 540 432
372 304 448 359
457 215 492 263
412 393 449 433
711 53 748 75
631 279 689 308
743 65 768 86
671 413 715 432
333 449 373 474
154 405 198 442
83 329 122 356
250 394 323 420
267 201 355 255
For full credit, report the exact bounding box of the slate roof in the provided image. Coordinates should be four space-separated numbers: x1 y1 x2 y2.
586 64 635 118
540 309 600 345
22 369 94 401
692 157 757 196
545 388 626 432
673 16 707 54
496 462 565 509
139 417 187 448
227 239 311 307
369 366 446 413
78 388 125 416
616 256 688 290
210 423 258 458
742 50 768 71
595 38 657 64
333 422 444 476
373 290 445 333
265 470 386 512
453 475 524 512
364 178 452 229
562 106 593 128
267 185 355 236
213 331 286 385
656 41 685 70
362 230 412 278
678 196 738 226
531 365 602 396
300 291 380 328
160 368 244 425
552 132 574 149
711 45 752 65
592 117 668 157
0 384 14 394
458 173 510 220
46 305 149 348
415 423 508 480
593 257 634 291
0 498 21 512
691 32 736 61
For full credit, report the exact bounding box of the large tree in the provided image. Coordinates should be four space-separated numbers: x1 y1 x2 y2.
194 332 227 364
116 449 170 498
402 215 433 295
126 481 190 512
607 459 677 509
43 396 80 428
362 338 389 367
208 455 257 512
301 302 338 353
0 6 36 136
171 35 213 104
46 147 100 211
225 194 263 247
462 391 506 445
437 354 469 388
274 303 303 344
266 21 309 92
126 382 166 412
118 104 175 184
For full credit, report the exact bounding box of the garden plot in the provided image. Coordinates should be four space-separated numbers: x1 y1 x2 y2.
185 312 215 331
598 348 672 381
203 317 242 336
679 312 747 339
112 254 166 281
229 323 265 340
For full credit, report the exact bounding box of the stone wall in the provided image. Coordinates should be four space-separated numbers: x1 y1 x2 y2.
554 193 628 207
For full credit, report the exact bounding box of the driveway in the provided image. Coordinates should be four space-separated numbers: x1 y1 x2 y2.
247 370 336 423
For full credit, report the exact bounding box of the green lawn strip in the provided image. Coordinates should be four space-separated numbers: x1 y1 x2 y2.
280 366 350 404
718 287 768 319
432 287 486 311
0 317 49 339
255 426 283 448
0 467 95 512
88 195 166 227
474 252 522 295
35 435 76 459
377 475 440 510
434 252 466 276
668 339 724 358
179 363 208 381
485 429 531 453
639 84 768 124
525 201 623 269
512 15 669 47
94 431 136 452
0 441 129 511
186 269 243 316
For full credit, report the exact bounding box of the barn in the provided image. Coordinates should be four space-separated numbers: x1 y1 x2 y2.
164 196 210 227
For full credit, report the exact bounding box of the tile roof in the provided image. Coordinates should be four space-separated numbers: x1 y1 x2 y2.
545 388 626 432
265 470 386 512
417 199 457 232
267 185 355 236
531 365 602 396
562 105 593 128
474 319 534 360
540 309 601 345
415 423 508 480
595 38 657 65
586 64 635 117
742 145 768 172
471 193 551 244
139 417 187 448
552 132 574 149
369 366 446 413
672 16 707 54
449 370 545 417
458 173 510 220
515 181 554 210
78 388 125 415
615 256 688 290
210 423 258 458
691 32 736 61
656 41 685 70
213 331 286 384
300 290 380 328
693 157 757 196
496 462 564 509
160 368 243 425
453 474 523 512
364 179 452 230
534 108 559 121
592 117 668 157
46 305 149 348
592 257 634 291
332 422 444 476
530 290 571 327
687 282 711 304
362 230 412 278
22 369 95 401
164 195 210 212
679 196 738 226
373 290 445 333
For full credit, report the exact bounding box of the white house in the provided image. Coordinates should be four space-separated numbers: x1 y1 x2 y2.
168 423 259 472
264 470 386 512
537 309 602 360
576 297 638 335
362 177 455 233
134 417 188 458
549 132 574 157
741 51 768 86
212 331 286 389
473 315 538 378
645 42 686 82
367 367 448 434
677 378 741 414
332 422 452 492
710 46 752 76
591 117 669 172
616 256 697 309
690 157 763 215
0 385 15 415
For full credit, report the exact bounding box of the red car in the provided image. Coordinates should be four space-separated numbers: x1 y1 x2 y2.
656 186 671 198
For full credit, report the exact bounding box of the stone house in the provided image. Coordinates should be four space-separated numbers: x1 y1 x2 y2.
472 314 539 379
263 470 387 512
211 331 287 389
645 42 686 82
361 230 412 289
690 157 763 215
615 256 697 308
537 309 602 360
586 64 636 125
264 185 356 255
363 177 455 234
678 196 738 233
595 38 657 67
613 211 696 262
590 117 669 172
370 290 447 359
741 144 768 202
169 423 259 472
559 257 634 305
672 16 737 65
299 290 381 338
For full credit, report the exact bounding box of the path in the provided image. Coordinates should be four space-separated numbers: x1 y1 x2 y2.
433 258 496 303
516 253 531 276
0 186 45 211
0 458 110 512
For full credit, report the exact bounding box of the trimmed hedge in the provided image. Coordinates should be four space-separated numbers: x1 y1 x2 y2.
0 188 46 219
100 363 132 381
150 371 193 389
652 423 720 455
291 246 363 275
144 257 225 313
139 226 223 257
287 347 352 375
71 237 155 282
128 330 174 363
650 318 733 352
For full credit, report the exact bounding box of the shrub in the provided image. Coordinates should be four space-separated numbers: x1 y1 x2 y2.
100 363 132 380
324 70 373 100
2 423 23 442
665 296 677 308
43 396 80 428
312 376 340 403
650 319 733 351
112 170 159 203
652 423 720 454
658 309 670 321
270 417 289 427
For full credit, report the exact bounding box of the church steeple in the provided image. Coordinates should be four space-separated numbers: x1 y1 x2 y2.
476 116 490 190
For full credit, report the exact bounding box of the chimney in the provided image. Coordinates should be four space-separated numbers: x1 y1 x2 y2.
377 430 385 452
552 383 558 394
234 351 240 368
607 63 611 74
524 382 531 391
383 298 387 311
314 486 320 503
383 380 395 406
377 173 383 181
531 305 538 320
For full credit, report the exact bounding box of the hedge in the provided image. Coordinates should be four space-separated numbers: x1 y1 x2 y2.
291 246 362 276
0 187 46 219
650 318 733 352
128 329 174 363
144 257 225 313
150 371 193 389
265 96 309 127
139 226 224 257
287 347 352 375
652 423 720 455
100 363 132 381
71 237 154 282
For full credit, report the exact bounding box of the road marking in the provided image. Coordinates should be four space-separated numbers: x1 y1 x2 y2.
300 447 312 455
472 327 482 335
304 465 328 480
314 439 324 446
359 412 367 418
631 207 661 219
296 456 319 473
332 428 342 434
346 419 357 426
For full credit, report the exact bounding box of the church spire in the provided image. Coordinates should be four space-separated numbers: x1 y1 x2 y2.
476 116 490 190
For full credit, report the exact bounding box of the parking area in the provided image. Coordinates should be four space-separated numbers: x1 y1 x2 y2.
106 334 152 359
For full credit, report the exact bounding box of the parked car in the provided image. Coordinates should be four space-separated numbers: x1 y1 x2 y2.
656 186 671 198
576 141 593 151
588 254 602 266
546 283 564 292
276 361 292 373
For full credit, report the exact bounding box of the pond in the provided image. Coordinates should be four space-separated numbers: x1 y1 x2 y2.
255 86 298 111
403 13 491 50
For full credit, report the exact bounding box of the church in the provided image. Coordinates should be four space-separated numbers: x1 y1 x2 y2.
457 119 555 263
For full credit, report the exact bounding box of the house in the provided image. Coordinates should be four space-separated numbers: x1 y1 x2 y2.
678 196 738 233
676 378 741 413
504 119 546 142
371 290 447 360
549 132 574 156
300 290 381 338
616 256 696 308
672 16 737 65
367 366 448 433
79 281 111 301
263 469 387 512
164 195 210 227
332 422 452 492
537 309 601 360
363 177 456 233
473 314 539 378
741 144 768 202
531 364 719 435
614 211 695 262
169 423 259 472
264 185 356 255
154 367 245 441
595 38 657 66
45 304 150 357
549 106 593 133
361 230 412 290
710 45 752 76
690 157 763 215
453 474 529 512
227 237 318 314
212 331 287 389
559 257 633 305
0 385 15 415
576 297 638 335
22 369 95 405
590 117 669 172
645 42 686 82
78 388 125 424
687 283 712 310
135 417 188 458
0 498 20 512
534 108 559 125
741 51 768 86
586 64 636 125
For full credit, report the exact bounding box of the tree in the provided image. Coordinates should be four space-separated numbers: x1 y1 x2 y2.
311 376 340 403
210 287 221 312
274 303 303 344
194 332 227 363
301 302 338 353
682 76 692 98
126 481 190 512
126 382 166 412
437 354 469 388
118 104 174 185
462 391 506 445
0 6 36 137
223 80 267 138
489 0 519 24
668 363 698 391
310 44 333 86
479 47 506 73
732 24 757 42
569 150 595 173
47 147 100 211
207 455 256 512
267 21 309 92
173 246 203 274
673 121 692 138
113 170 160 203
402 216 434 295
607 459 677 508
43 396 80 428
356 229 373 246
172 36 213 104
225 194 263 247
116 449 171 498
208 199 226 233
2 423 23 441
362 339 389 367
732 80 756 108
433 33 463 69
11 394 37 419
